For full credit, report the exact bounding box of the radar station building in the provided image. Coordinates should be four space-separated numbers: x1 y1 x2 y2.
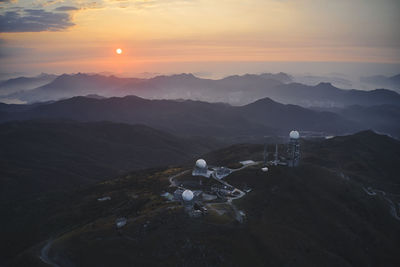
287 130 300 167
192 159 212 178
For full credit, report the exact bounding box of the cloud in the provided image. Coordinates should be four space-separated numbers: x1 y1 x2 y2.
132 0 194 9
39 0 64 8
103 0 195 10
54 6 79 12
0 0 17 3
81 2 104 10
0 9 74 32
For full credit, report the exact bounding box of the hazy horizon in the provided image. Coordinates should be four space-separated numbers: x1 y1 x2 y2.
2 61 399 81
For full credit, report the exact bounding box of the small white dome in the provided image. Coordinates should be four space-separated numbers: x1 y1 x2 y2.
182 190 194 201
195 159 207 169
289 130 300 139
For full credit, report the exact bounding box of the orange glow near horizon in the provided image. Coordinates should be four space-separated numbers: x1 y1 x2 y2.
0 0 399 75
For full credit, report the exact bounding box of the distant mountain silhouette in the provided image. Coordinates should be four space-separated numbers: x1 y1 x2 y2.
3 73 289 104
0 73 56 97
267 82 400 107
6 73 138 103
293 74 353 88
360 74 400 91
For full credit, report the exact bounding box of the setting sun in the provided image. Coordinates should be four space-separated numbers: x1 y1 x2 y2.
116 48 122 55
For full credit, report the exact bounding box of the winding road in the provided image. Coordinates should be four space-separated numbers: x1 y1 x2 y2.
363 186 400 221
40 239 60 267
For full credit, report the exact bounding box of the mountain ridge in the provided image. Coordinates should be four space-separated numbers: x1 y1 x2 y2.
0 95 361 138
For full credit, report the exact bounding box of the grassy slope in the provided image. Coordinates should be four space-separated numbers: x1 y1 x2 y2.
6 131 400 267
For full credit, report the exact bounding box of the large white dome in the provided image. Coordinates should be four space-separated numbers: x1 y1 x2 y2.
289 130 300 139
195 159 207 169
182 190 194 201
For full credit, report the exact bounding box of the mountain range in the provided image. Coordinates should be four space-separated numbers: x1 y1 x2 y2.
2 93 400 138
0 95 361 139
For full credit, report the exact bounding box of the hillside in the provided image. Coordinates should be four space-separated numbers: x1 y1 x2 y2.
0 120 222 265
4 131 400 266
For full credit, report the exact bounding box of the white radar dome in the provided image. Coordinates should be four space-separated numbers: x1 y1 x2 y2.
182 190 194 201
289 130 300 139
195 159 207 169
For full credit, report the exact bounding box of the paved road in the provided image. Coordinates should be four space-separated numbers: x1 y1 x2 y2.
363 187 400 221
40 239 60 267
169 170 190 189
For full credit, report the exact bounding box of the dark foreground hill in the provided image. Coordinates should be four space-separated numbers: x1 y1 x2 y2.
4 131 400 267
0 120 219 201
0 120 221 265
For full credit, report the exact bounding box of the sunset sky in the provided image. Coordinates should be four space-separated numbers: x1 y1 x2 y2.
1 0 399 77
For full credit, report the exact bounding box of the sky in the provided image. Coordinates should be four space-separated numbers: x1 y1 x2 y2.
0 0 399 78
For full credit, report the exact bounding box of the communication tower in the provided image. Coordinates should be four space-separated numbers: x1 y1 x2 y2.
287 130 300 167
